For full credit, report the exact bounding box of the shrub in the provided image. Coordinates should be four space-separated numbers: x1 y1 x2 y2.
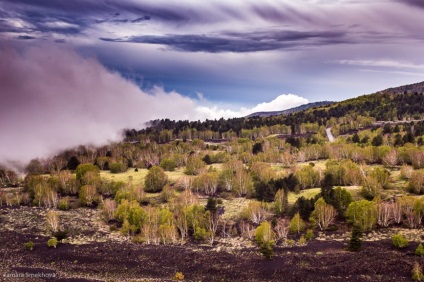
160 158 176 171
259 241 274 259
347 225 362 252
75 163 99 181
413 262 424 281
173 272 184 281
58 197 69 210
24 241 34 251
47 237 58 248
194 227 209 241
392 233 409 248
305 229 315 240
298 235 307 246
416 244 424 256
285 239 295 247
109 162 127 174
144 166 168 192
255 221 275 259
79 185 98 206
409 170 424 194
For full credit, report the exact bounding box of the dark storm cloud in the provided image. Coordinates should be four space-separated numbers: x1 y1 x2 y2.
100 30 348 53
397 0 424 8
0 0 191 24
16 35 35 40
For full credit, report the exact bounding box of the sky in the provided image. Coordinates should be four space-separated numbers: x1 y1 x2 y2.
1 0 424 166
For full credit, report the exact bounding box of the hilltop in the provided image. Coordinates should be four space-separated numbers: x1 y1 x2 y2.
246 101 334 118
384 81 424 94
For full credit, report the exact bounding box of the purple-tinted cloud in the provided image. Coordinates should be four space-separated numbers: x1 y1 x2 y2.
397 0 424 8
0 43 200 167
100 30 348 53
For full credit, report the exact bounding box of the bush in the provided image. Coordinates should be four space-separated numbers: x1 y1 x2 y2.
194 227 209 241
259 241 274 259
416 244 424 256
347 225 362 252
413 262 424 281
392 233 409 248
305 229 315 240
79 185 98 206
24 241 34 251
298 235 307 246
409 170 424 194
58 197 69 210
47 237 58 248
173 272 184 281
160 158 176 172
109 162 127 174
144 166 168 192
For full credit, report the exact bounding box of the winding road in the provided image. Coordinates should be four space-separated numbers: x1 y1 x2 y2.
326 127 335 142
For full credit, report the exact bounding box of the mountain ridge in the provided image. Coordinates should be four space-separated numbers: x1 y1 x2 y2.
246 101 334 118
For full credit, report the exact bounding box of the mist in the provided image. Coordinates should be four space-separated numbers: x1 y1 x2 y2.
0 43 199 168
0 43 308 170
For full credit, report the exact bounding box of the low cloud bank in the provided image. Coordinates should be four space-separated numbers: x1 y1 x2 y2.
0 43 307 167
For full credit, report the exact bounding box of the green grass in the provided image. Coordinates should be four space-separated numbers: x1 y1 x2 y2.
100 168 189 187
288 188 321 204
100 169 148 184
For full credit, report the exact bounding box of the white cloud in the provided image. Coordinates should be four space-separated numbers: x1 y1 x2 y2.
195 94 308 119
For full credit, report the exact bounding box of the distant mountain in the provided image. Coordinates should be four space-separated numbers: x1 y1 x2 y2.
246 101 334 118
383 81 424 94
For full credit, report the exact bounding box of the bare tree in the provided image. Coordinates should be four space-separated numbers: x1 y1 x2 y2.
383 149 398 168
46 211 60 233
240 221 255 239
377 201 394 227
392 200 403 224
274 218 289 241
101 198 117 222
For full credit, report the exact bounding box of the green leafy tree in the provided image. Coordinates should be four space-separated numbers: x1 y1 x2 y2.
144 166 168 192
75 164 99 182
289 212 305 234
185 156 206 175
310 197 337 230
346 200 377 231
255 221 275 259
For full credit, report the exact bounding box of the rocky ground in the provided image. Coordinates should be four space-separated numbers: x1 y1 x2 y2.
1 206 424 282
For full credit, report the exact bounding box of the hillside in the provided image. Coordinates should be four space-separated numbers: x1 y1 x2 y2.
246 101 334 118
384 81 424 94
2 81 424 281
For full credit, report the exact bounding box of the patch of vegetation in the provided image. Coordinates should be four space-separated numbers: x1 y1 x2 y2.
392 234 409 248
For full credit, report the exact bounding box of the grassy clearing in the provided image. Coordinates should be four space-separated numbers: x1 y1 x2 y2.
288 188 321 204
220 197 253 220
297 160 327 170
100 168 188 187
207 163 223 171
100 169 148 185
